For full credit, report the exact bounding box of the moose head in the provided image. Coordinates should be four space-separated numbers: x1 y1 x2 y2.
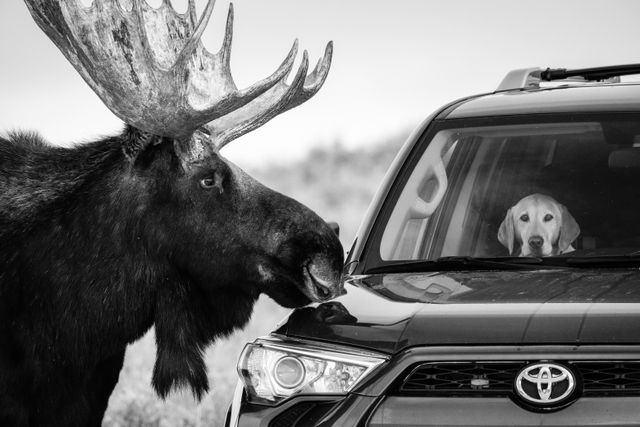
0 0 343 420
24 0 343 306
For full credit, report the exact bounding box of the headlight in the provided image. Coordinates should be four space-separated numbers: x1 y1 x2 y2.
237 336 388 404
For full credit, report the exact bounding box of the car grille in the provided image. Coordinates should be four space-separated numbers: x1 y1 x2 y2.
397 361 640 396
576 361 640 394
269 401 339 427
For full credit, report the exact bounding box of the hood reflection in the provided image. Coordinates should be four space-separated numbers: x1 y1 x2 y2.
276 269 640 353
365 273 472 303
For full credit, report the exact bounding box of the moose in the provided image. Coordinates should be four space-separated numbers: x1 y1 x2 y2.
0 1 344 425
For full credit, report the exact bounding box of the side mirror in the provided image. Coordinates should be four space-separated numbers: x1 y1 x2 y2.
327 221 340 237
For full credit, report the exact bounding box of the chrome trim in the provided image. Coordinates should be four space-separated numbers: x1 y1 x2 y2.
262 334 390 363
228 380 243 427
264 333 391 360
515 362 575 404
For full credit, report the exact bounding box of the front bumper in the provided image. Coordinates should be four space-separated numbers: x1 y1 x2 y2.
228 344 640 427
370 396 640 426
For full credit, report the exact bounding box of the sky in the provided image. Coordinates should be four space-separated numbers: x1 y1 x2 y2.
2 0 640 168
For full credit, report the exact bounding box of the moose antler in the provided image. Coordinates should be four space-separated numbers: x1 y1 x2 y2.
24 0 332 149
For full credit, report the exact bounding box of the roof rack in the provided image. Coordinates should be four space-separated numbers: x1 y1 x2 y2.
496 63 640 92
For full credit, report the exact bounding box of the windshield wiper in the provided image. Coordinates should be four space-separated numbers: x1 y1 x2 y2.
438 256 544 265
367 256 547 274
564 253 640 267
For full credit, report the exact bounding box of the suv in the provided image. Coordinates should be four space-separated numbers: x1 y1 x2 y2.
226 65 640 426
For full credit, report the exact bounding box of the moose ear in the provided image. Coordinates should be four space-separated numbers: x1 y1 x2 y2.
558 204 580 252
122 126 164 163
498 208 516 255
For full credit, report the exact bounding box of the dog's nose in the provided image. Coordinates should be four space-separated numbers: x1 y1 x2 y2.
529 236 544 248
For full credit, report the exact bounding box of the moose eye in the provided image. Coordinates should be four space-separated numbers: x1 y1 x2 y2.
543 214 554 222
199 174 224 192
520 214 529 222
200 177 216 188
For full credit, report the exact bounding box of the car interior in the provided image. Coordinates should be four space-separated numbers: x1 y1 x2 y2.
380 118 640 260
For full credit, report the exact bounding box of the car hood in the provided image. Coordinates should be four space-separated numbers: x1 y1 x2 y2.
274 269 640 354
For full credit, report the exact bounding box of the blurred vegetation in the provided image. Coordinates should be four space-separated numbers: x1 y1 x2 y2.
249 128 410 250
103 128 410 427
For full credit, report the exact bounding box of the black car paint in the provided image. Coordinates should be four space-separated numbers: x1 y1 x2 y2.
276 269 640 353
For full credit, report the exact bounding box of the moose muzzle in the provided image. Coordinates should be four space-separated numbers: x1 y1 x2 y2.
302 256 345 302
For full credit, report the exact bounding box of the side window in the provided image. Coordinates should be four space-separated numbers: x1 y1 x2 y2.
380 131 458 260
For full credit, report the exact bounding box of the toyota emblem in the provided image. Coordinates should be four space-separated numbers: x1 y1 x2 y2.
515 362 576 407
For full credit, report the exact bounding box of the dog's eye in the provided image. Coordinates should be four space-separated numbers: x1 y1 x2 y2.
520 214 529 222
543 214 554 222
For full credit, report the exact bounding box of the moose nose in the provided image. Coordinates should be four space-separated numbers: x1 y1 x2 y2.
529 236 544 248
303 259 344 302
310 276 337 300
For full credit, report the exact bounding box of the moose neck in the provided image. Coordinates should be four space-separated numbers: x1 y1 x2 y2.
0 132 169 354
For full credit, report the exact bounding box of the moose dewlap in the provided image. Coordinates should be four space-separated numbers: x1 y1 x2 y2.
0 1 343 426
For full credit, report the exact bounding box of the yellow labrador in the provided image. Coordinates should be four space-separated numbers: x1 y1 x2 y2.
498 194 580 257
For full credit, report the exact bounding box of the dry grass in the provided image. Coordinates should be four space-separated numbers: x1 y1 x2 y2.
103 131 408 426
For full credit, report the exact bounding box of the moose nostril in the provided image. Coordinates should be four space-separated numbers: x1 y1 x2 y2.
529 236 543 248
306 260 343 299
315 282 332 299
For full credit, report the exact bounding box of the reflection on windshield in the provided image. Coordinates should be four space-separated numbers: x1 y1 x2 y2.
359 270 640 304
379 118 640 262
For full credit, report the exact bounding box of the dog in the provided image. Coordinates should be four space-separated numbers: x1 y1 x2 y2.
498 194 580 257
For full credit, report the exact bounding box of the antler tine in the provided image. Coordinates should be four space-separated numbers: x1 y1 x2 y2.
203 42 332 150
192 36 300 125
187 0 197 29
210 50 310 149
219 2 233 67
176 3 301 128
230 39 299 105
281 41 333 114
171 0 217 70
129 0 158 70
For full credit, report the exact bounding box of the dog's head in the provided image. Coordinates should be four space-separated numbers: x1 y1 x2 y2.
498 194 580 257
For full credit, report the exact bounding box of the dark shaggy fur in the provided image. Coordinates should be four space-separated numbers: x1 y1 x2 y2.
0 127 343 426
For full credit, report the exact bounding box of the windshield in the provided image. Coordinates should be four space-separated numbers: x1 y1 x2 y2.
375 114 640 265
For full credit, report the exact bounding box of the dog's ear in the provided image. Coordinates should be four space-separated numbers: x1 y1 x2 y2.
498 208 516 255
558 204 580 252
